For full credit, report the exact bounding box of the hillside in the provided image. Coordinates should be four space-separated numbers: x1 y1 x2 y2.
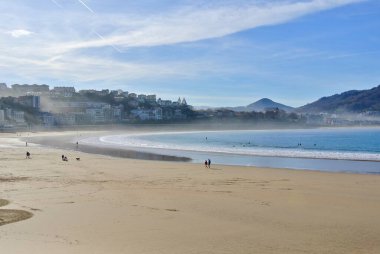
298 85 380 113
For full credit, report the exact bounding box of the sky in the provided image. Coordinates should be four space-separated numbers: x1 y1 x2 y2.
0 0 379 107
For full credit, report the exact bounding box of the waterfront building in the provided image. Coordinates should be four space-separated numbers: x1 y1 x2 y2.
13 111 25 123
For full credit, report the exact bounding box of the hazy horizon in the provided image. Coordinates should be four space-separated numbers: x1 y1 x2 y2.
0 0 379 107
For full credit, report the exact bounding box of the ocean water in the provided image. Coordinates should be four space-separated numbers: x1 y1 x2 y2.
82 128 380 173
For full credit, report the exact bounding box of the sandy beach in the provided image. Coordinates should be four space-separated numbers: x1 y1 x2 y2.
1 132 380 254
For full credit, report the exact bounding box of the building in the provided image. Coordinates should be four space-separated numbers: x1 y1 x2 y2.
0 110 5 124
130 109 150 121
86 108 106 123
102 89 110 96
5 108 12 119
54 113 76 125
128 100 139 107
46 101 110 114
79 89 97 95
111 105 124 121
152 107 162 120
11 84 49 94
128 93 137 99
51 87 75 97
130 107 163 121
138 94 147 103
12 111 25 123
146 95 156 104
110 90 119 96
114 96 125 102
40 112 55 127
17 96 40 109
174 109 185 119
157 98 172 106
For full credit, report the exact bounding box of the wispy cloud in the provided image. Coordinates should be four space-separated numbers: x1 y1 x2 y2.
77 0 95 14
50 0 63 9
326 50 380 59
0 0 374 105
6 29 33 38
0 48 235 84
53 0 364 52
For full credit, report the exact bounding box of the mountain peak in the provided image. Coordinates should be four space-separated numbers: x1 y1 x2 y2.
246 98 294 112
248 98 273 106
226 98 294 112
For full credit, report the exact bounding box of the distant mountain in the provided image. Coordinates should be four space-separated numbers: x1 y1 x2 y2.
298 85 380 113
227 98 294 113
247 98 294 112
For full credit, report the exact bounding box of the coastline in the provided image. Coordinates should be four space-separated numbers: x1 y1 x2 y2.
26 133 191 162
26 129 380 174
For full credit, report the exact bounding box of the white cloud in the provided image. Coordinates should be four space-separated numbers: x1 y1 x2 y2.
7 29 34 38
54 0 364 52
0 50 229 84
0 0 367 93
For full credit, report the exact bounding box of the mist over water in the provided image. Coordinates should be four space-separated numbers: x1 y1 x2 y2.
81 127 380 173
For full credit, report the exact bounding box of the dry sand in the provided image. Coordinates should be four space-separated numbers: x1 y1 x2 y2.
0 132 380 254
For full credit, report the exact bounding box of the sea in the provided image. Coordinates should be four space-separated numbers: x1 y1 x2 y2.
81 127 380 174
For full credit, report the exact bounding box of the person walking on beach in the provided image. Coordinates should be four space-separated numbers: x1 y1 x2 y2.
207 159 211 168
204 160 208 168
26 151 31 159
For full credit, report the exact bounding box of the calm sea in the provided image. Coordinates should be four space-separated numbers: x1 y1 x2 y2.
83 128 380 174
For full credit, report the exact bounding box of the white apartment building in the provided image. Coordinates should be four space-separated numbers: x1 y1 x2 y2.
13 111 25 123
86 108 106 123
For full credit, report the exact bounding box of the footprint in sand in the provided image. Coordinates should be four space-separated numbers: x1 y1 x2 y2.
0 199 33 226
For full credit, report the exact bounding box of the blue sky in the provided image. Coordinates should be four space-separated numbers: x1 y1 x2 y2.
0 0 379 107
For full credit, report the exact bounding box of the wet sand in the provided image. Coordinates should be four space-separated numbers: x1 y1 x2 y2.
26 132 191 162
0 199 33 227
1 131 380 254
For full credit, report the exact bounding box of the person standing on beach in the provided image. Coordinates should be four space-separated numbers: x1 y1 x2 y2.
204 160 208 168
207 159 211 168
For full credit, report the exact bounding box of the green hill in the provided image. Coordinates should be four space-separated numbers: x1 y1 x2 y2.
298 85 380 113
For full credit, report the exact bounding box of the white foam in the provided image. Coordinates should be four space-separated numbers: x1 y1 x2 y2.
80 133 380 162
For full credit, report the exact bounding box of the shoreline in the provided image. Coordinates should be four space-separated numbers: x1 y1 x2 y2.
26 135 191 162
25 130 380 174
